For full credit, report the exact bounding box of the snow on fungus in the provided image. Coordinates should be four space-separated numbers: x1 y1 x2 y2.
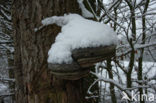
42 14 118 64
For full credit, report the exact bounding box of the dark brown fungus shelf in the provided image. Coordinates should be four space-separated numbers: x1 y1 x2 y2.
48 45 116 80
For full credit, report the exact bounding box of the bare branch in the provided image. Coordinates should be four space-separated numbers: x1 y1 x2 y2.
0 77 15 82
91 72 131 97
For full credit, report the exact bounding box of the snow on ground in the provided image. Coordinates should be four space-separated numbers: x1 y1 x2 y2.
97 61 156 88
0 57 9 96
0 83 8 94
96 61 156 102
41 14 118 64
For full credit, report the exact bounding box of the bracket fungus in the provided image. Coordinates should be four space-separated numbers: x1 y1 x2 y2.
37 14 118 80
48 45 116 80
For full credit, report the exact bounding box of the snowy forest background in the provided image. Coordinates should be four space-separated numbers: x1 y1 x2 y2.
0 0 156 103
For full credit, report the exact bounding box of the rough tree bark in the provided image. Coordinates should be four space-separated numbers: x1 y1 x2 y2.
12 0 87 103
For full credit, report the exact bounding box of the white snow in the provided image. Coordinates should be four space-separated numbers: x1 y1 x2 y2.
0 83 8 94
96 61 156 88
41 14 118 64
77 0 94 18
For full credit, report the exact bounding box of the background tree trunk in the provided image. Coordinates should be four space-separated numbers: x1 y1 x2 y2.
12 0 88 103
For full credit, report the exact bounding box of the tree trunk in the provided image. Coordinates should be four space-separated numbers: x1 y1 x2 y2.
12 0 87 103
106 59 117 103
138 1 150 103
